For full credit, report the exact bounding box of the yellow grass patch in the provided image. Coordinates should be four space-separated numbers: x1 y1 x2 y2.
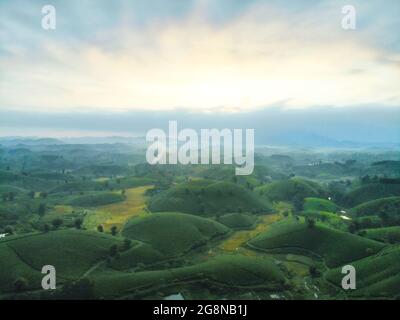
219 214 281 252
83 185 152 232
283 261 310 277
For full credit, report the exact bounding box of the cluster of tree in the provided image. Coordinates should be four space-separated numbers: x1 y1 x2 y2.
109 239 132 260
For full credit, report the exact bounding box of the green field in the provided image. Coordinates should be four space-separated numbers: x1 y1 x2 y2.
247 218 384 267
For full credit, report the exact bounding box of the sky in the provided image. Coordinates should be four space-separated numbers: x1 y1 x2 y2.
0 0 399 142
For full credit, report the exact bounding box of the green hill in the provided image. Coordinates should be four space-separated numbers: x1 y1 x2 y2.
0 170 58 191
0 241 43 292
49 181 105 194
0 185 27 195
363 226 400 244
342 184 400 207
93 254 286 298
0 230 122 292
218 213 256 229
122 212 230 257
247 218 384 267
350 196 400 217
110 243 165 271
74 165 132 176
326 247 400 298
256 178 324 203
149 179 271 215
300 210 347 230
65 192 125 207
304 197 338 212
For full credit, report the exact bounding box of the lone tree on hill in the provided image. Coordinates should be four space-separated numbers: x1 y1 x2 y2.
14 277 29 292
293 196 304 212
40 192 48 199
4 225 14 235
74 218 83 229
52 218 63 230
109 244 118 257
123 238 132 250
306 218 316 229
111 225 118 236
43 223 51 233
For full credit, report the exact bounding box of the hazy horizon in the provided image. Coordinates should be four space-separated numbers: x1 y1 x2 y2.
1 0 399 145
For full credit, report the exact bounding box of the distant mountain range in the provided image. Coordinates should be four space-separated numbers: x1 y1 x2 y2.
0 133 398 150
260 132 400 149
0 136 145 146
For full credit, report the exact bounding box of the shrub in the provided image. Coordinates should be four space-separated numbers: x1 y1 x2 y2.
14 277 29 292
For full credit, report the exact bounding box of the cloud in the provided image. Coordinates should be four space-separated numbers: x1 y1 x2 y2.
0 0 399 112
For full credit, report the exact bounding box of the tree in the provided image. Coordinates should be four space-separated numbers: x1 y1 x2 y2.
52 218 63 229
111 225 118 236
38 203 46 217
293 196 304 212
14 277 28 292
388 233 398 244
121 189 126 196
4 225 14 235
28 191 35 199
97 225 104 233
40 192 48 199
43 223 51 233
309 266 319 277
306 218 316 229
74 218 83 229
109 244 118 257
123 238 132 250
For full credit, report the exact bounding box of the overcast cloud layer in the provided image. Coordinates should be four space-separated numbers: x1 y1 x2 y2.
0 0 399 144
1 0 399 112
